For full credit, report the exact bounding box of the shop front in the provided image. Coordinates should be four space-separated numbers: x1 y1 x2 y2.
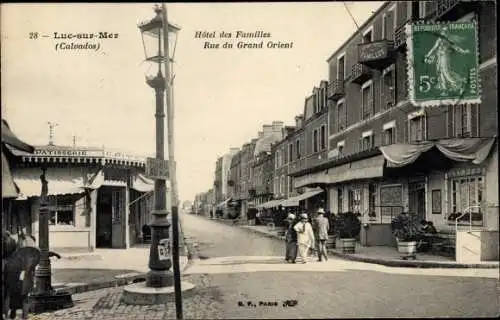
7 145 155 251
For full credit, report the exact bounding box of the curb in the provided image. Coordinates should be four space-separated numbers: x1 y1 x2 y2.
60 254 102 261
209 217 500 269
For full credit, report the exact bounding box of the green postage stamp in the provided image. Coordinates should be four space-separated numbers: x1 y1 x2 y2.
406 21 481 107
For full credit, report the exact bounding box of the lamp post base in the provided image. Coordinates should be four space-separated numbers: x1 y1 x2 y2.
122 281 196 305
146 269 174 288
29 291 74 313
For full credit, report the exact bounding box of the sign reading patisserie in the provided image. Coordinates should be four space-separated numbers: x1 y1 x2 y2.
32 147 146 163
34 148 102 157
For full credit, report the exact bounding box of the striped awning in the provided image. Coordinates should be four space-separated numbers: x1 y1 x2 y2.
132 173 155 192
217 198 231 208
12 167 104 198
257 199 283 209
281 188 324 207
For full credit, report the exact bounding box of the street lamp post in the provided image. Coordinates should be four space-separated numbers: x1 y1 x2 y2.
138 4 180 289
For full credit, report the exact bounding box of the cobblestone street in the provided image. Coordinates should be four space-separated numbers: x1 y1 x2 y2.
28 214 499 319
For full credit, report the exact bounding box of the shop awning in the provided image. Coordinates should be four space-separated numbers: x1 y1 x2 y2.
12 167 104 198
217 198 231 208
281 188 324 207
131 173 155 192
2 119 34 153
326 154 385 185
257 199 283 209
2 151 19 198
380 138 496 168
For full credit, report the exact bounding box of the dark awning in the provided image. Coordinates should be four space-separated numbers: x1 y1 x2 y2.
2 151 19 198
2 119 34 153
281 188 324 207
380 138 496 168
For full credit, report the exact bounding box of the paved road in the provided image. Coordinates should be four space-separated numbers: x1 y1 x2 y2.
28 213 499 319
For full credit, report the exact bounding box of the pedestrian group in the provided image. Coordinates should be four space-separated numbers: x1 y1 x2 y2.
285 208 330 264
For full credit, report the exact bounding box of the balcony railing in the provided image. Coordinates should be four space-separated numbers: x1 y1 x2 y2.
351 63 372 85
327 80 345 101
357 40 395 70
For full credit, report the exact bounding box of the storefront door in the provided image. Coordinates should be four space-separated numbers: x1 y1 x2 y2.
409 182 426 221
96 190 113 248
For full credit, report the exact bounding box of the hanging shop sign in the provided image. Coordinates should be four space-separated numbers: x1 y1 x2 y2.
406 21 481 107
146 157 170 179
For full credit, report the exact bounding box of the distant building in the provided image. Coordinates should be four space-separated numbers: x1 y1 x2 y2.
213 148 239 216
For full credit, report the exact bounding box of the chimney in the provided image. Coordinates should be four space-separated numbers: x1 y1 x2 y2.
295 115 304 128
230 147 239 153
262 124 273 135
257 131 264 138
272 121 284 132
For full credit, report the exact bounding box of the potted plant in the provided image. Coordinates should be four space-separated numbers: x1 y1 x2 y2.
391 212 419 258
335 212 361 253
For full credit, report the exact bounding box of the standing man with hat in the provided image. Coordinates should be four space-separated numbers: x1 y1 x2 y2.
293 213 315 264
315 208 330 261
284 213 298 263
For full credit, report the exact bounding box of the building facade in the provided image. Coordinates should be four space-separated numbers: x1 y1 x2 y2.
286 81 330 211
4 144 156 251
249 122 285 206
213 148 239 216
290 1 497 261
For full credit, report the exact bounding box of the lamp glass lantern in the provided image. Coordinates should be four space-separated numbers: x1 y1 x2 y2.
139 6 180 78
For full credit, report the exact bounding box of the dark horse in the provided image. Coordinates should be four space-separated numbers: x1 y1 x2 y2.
2 231 61 319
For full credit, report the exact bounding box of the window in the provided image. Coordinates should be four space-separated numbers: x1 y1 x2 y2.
381 67 395 110
361 81 374 120
288 177 294 193
280 176 285 196
432 189 442 214
409 115 426 142
383 127 395 145
337 188 344 213
362 28 373 43
383 122 396 146
451 176 483 214
337 54 345 81
419 1 426 19
296 139 301 159
313 129 319 153
360 131 374 151
453 104 477 137
288 144 293 163
48 194 78 226
337 141 345 155
337 100 346 132
320 125 327 150
348 189 362 213
368 184 377 217
383 5 396 40
274 177 279 194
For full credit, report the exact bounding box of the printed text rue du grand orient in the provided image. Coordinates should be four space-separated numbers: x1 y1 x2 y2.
195 30 294 50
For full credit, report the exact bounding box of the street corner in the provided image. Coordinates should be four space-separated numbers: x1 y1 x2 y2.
27 273 225 320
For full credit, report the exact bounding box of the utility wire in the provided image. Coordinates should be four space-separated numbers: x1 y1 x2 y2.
343 2 360 29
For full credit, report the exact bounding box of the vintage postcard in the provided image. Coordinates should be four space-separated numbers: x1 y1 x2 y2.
1 2 498 319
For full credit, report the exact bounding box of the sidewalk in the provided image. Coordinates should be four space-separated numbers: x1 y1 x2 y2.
49 220 192 295
210 218 500 269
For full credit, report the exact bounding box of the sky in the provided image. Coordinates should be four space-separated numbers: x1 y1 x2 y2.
1 2 384 203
